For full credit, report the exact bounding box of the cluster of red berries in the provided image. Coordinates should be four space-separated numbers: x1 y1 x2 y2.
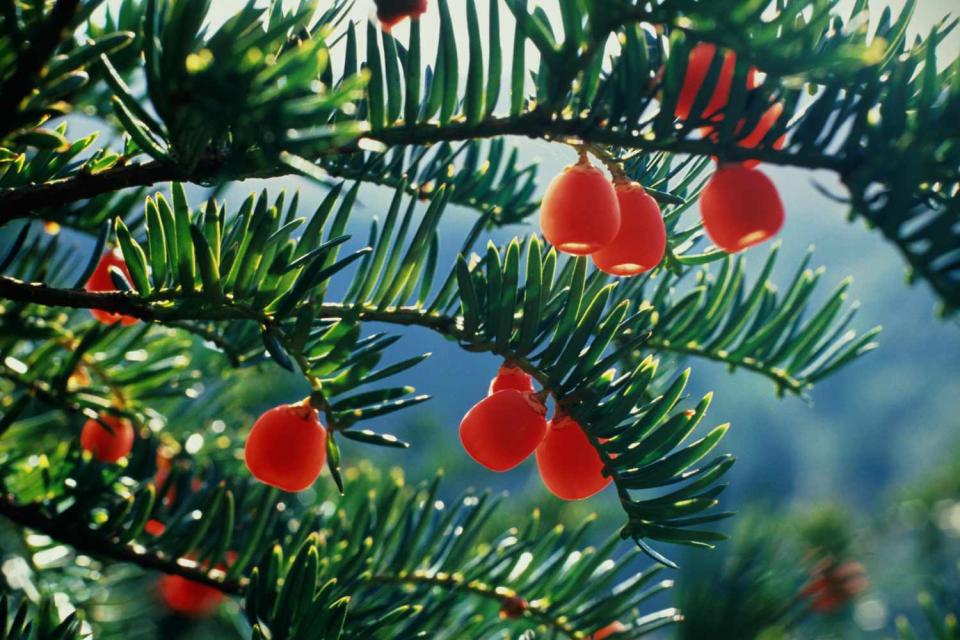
539 41 787 261
82 250 329 491
676 42 786 253
459 363 611 500
80 252 328 612
540 159 666 276
373 0 427 30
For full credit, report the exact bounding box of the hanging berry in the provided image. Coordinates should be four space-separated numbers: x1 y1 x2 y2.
700 164 784 253
498 595 528 620
675 42 756 122
84 250 139 326
81 414 135 463
540 154 621 256
459 390 547 472
801 560 869 614
244 400 328 492
591 181 666 276
488 362 535 395
144 519 166 537
702 101 787 169
374 0 427 30
592 621 628 640
158 574 224 617
536 414 611 500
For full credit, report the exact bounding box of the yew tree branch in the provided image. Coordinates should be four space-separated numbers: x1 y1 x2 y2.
0 275 805 400
0 496 244 594
0 114 851 225
0 0 82 137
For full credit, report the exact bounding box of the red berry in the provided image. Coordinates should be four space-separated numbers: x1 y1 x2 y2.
459 390 547 472
536 414 611 500
591 182 666 276
702 102 787 169
700 165 784 253
80 414 135 463
675 42 756 122
540 159 621 256
498 595 528 619
488 363 535 395
84 250 139 326
375 0 427 30
144 519 166 536
802 560 869 614
732 102 787 166
592 621 627 640
244 401 328 492
158 574 224 617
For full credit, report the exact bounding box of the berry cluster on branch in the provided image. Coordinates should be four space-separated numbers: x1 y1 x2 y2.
0 0 954 636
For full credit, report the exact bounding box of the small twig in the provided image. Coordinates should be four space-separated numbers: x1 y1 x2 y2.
0 114 850 226
579 142 630 184
0 496 244 594
367 572 579 638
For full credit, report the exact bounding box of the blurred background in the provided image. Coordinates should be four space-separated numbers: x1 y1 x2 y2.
8 0 959 636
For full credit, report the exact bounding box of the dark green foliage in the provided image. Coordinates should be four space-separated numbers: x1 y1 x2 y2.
1 0 955 310
0 178 877 562
0 0 955 637
673 514 807 640
0 595 81 640
895 593 959 639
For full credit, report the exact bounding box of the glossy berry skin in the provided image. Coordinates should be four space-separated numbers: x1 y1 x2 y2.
703 102 786 169
591 182 666 276
144 519 166 536
592 622 627 640
488 363 535 395
700 165 784 253
459 390 547 472
375 0 427 30
84 250 139 326
158 575 224 617
731 102 786 168
675 43 756 122
536 415 611 500
81 414 135 463
540 161 621 256
244 401 327 492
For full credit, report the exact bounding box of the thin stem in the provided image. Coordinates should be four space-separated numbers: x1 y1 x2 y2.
580 143 629 184
367 572 579 638
0 496 244 594
644 336 805 394
1 278 801 392
0 493 594 637
0 114 850 225
0 277 801 501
